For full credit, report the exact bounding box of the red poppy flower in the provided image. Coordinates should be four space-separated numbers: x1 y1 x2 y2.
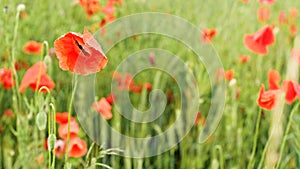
3 109 14 118
143 83 152 91
19 62 55 93
268 69 281 90
79 0 100 17
279 11 287 24
282 80 300 105
257 84 280 110
194 112 205 126
56 112 76 124
102 1 116 16
291 49 300 66
58 120 79 140
239 55 250 64
0 68 15 89
93 98 112 120
290 25 297 36
289 8 298 18
23 41 43 55
224 69 234 81
54 28 108 75
244 26 275 55
106 94 116 105
257 7 270 23
36 154 44 164
201 28 217 43
68 137 87 158
259 0 275 5
14 61 29 71
55 139 66 158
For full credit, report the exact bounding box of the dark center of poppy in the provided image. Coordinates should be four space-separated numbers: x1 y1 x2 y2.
75 40 90 56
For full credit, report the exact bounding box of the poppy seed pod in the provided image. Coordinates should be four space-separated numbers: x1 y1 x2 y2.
36 111 47 130
48 134 56 151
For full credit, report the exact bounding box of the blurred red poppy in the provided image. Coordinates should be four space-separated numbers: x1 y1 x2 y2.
239 55 250 64
106 94 116 105
54 28 108 75
201 28 217 43
224 69 234 81
279 11 287 24
244 26 275 55
79 0 100 17
102 1 116 16
55 139 66 158
257 85 280 110
290 25 297 36
282 80 300 105
143 83 152 91
19 62 55 93
3 109 14 118
259 0 275 5
68 137 87 158
58 120 79 140
93 98 112 120
0 68 15 89
257 7 270 23
56 112 76 124
23 41 42 55
289 8 298 18
194 112 206 126
268 69 281 90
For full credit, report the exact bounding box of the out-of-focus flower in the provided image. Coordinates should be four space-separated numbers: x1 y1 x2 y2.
54 28 108 75
239 55 250 64
55 139 66 158
23 41 43 55
58 120 79 140
224 69 234 81
36 154 44 164
68 137 87 157
19 62 55 93
56 112 76 124
279 11 287 24
79 0 100 17
257 7 270 23
268 69 281 90
106 94 116 105
201 28 217 43
244 26 275 55
290 25 297 36
282 80 300 105
3 109 14 118
0 68 15 89
289 8 298 19
195 112 205 126
259 0 275 5
291 49 300 66
93 98 113 120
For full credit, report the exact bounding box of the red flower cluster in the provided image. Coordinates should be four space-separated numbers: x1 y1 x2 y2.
79 0 101 17
201 28 217 44
19 62 55 93
48 112 87 158
257 69 300 110
0 68 15 89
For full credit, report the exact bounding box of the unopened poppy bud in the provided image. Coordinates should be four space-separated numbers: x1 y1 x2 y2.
65 162 72 169
17 4 25 12
44 55 52 67
47 134 56 151
36 111 47 130
211 159 219 169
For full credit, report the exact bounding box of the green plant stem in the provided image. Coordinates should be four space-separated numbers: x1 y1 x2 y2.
64 75 78 166
247 108 262 169
275 103 299 169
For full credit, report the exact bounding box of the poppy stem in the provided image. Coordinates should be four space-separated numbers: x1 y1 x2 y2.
275 102 299 169
64 75 78 167
247 108 262 169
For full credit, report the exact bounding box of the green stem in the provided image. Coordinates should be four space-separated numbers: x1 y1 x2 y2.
64 75 78 166
275 103 299 169
247 108 262 169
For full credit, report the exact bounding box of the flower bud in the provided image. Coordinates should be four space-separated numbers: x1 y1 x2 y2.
47 134 56 151
36 111 47 130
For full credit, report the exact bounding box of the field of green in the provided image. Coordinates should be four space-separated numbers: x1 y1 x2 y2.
0 0 300 168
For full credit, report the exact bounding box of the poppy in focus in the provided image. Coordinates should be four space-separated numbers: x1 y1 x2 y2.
244 26 275 55
257 84 280 110
54 28 108 75
19 62 55 93
23 41 43 55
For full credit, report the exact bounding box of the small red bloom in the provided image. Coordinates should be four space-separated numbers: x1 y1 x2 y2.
58 120 79 140
239 55 250 64
257 7 270 23
93 98 112 120
68 137 87 158
268 69 281 90
0 68 15 89
3 109 14 118
259 0 275 5
224 69 234 81
279 11 287 24
282 80 300 105
244 26 275 55
19 62 55 93
290 25 297 36
201 28 217 43
257 84 280 110
55 139 66 158
56 112 76 124
143 83 152 91
106 94 116 105
79 0 100 17
289 8 298 19
54 28 108 75
102 1 116 16
23 41 43 55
